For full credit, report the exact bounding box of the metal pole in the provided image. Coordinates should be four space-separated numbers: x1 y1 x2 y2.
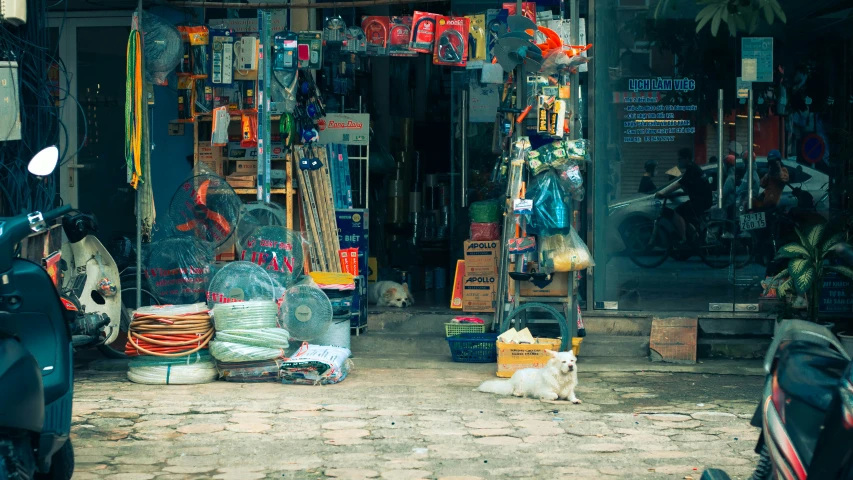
460 89 468 208
747 89 754 209
135 0 144 310
717 89 724 209
569 0 579 141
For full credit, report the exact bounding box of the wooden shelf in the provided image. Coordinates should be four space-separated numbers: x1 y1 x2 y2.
233 187 291 195
194 113 282 122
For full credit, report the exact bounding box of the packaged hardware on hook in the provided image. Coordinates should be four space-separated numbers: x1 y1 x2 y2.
389 16 416 57
210 29 234 86
433 16 470 67
362 16 390 56
409 11 437 53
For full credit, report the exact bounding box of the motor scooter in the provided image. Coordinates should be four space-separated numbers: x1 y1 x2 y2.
701 318 853 479
0 146 75 479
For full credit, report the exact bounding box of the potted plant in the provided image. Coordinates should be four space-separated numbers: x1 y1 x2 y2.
773 224 853 339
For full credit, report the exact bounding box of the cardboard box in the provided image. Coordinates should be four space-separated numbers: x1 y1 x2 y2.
367 257 378 282
497 338 562 378
519 271 569 297
463 240 500 274
234 160 257 174
336 209 369 281
462 274 497 313
226 174 256 188
227 142 288 160
197 144 224 176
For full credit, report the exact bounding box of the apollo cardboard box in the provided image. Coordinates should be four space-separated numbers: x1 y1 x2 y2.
462 274 497 313
463 240 500 274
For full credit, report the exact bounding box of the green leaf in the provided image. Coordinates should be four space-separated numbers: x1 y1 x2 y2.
795 227 809 249
734 14 746 31
762 1 774 25
770 0 787 23
778 277 794 297
695 4 719 32
827 265 853 281
726 16 737 36
749 12 759 32
820 232 846 258
789 258 816 294
803 223 826 251
711 6 724 36
776 243 810 260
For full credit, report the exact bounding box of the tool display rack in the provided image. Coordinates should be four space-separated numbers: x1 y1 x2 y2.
494 0 582 352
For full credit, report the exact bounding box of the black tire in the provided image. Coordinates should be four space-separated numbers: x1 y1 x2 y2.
35 440 73 480
699 220 755 269
0 438 35 480
625 221 671 268
748 445 772 480
97 278 160 359
504 302 569 351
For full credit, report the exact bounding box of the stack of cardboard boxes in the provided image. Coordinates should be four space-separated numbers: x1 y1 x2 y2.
461 240 500 312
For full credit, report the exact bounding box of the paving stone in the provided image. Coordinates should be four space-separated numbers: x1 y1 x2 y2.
468 428 515 437
577 443 625 452
177 423 225 434
644 413 693 422
323 420 369 430
103 474 156 480
324 468 380 479
464 420 511 429
691 411 738 421
473 436 522 446
224 423 270 433
380 469 432 479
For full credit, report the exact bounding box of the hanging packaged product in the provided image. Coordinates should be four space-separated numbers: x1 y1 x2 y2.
177 26 192 75
177 76 195 122
273 31 298 71
210 29 234 86
297 31 323 70
466 14 486 67
211 107 230 146
233 35 259 80
241 80 255 110
176 25 209 78
323 16 347 43
389 16 416 57
195 81 213 114
433 16 470 67
538 228 594 273
362 16 390 56
525 170 570 235
343 26 367 54
409 11 437 53
502 2 536 23
241 113 258 148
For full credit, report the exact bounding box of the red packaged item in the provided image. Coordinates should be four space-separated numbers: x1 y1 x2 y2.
362 16 390 55
409 11 437 53
389 16 416 57
433 16 470 67
470 222 500 241
502 2 536 23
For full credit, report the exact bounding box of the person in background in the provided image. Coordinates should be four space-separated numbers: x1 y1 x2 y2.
721 154 738 212
753 149 789 209
655 148 713 245
737 150 759 207
638 160 658 193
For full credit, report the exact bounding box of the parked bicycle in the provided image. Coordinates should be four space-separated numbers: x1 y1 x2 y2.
624 196 754 269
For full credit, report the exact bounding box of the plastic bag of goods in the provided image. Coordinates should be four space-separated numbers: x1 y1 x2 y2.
470 222 500 241
127 351 218 385
539 228 594 273
525 171 570 235
216 359 283 383
279 343 352 385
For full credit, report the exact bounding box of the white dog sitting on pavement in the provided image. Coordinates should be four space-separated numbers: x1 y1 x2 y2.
477 350 581 403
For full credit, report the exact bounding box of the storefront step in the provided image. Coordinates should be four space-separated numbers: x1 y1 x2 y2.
367 310 494 336
578 335 650 357
351 332 451 358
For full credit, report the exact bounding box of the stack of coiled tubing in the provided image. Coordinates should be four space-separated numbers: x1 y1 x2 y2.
208 300 292 382
126 303 218 384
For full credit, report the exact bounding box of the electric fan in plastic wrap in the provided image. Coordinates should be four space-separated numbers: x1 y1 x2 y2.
169 174 241 248
279 284 333 342
140 12 183 86
146 237 214 305
207 261 276 305
242 226 304 290
236 201 288 250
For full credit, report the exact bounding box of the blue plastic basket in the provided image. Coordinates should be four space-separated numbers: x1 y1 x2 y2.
446 333 499 363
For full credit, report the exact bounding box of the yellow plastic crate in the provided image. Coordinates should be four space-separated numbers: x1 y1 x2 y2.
445 322 487 337
496 337 584 378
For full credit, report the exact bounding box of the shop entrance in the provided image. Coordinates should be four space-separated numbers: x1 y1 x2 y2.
49 13 134 246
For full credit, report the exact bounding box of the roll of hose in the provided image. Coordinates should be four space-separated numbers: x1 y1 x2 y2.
209 340 289 363
127 353 218 385
214 328 290 348
213 300 279 331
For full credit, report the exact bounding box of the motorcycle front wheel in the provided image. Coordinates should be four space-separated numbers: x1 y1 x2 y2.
34 440 73 480
97 277 160 359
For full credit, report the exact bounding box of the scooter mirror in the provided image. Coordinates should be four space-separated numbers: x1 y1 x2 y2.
28 145 59 177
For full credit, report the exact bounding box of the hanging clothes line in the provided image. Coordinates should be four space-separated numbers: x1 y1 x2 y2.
166 0 446 9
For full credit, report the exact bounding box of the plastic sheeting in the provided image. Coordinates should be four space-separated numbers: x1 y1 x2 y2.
240 226 305 290
207 261 276 305
525 171 571 235
140 11 182 86
146 237 214 305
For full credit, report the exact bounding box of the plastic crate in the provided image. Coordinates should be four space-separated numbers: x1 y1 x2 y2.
446 333 498 363
444 322 487 337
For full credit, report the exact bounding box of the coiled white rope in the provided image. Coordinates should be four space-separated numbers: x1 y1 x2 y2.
213 300 279 330
126 352 218 385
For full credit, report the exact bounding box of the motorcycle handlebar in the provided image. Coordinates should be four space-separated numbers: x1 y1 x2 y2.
43 205 73 223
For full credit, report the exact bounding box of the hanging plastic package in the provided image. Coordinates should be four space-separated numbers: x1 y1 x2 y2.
176 77 195 122
145 237 214 305
194 81 212 114
140 12 182 86
555 162 585 201
211 107 230 146
525 170 570 235
538 228 594 273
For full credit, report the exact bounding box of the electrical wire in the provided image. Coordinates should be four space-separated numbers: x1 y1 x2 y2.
125 310 214 357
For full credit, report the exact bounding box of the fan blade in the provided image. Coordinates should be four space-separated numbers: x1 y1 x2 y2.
506 15 536 33
207 209 232 235
176 219 199 232
195 180 211 205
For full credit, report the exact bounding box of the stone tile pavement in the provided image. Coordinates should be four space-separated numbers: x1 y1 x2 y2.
71 359 764 480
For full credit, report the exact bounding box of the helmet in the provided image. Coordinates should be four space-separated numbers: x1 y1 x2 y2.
644 159 658 173
724 154 736 166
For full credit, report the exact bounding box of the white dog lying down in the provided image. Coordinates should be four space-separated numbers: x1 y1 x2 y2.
477 350 581 403
368 281 415 308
